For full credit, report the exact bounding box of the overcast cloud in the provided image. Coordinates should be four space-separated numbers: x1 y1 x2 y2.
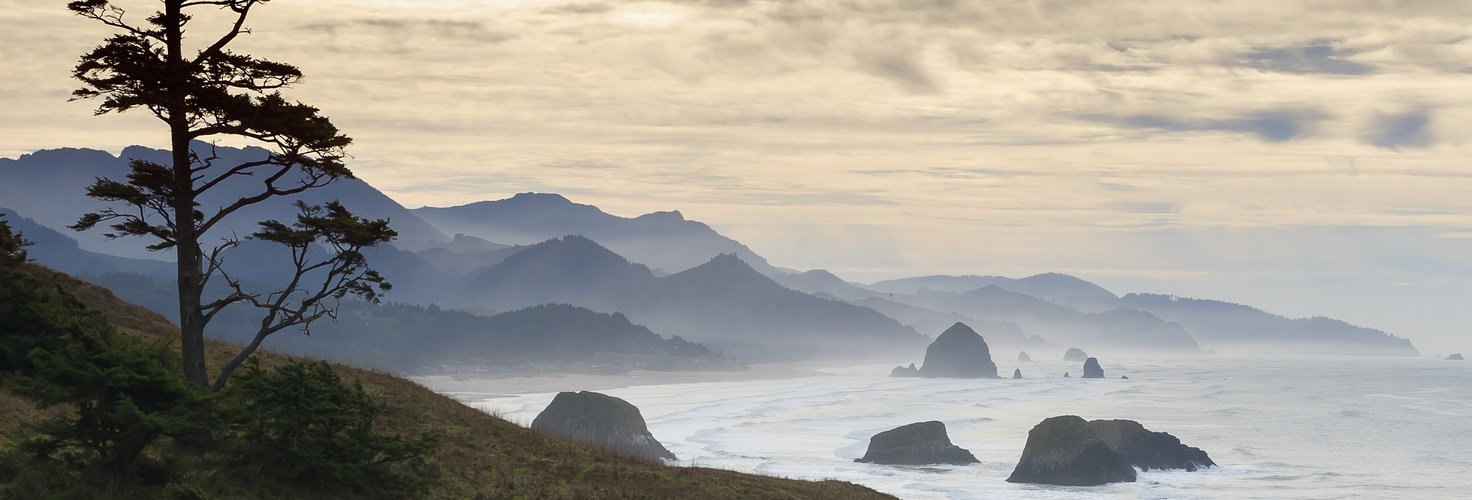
2 0 1471 352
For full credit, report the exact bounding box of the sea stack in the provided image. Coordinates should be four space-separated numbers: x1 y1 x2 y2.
1006 416 1136 485
890 363 921 377
1064 348 1089 362
855 421 979 465
1087 419 1215 471
1448 353 1465 360
1018 351 1032 362
1013 368 1023 379
531 391 676 461
917 323 999 378
1082 358 1104 378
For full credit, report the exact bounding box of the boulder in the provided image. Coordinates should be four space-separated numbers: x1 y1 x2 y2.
917 322 999 378
890 363 921 377
855 421 979 465
1064 372 1070 378
1082 357 1104 378
1087 419 1215 471
1448 353 1465 360
531 391 676 461
1006 416 1136 486
1120 375 1129 380
1018 351 1032 362
1064 348 1089 362
1013 368 1023 379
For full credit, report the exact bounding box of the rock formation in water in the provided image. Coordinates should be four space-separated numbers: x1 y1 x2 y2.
1087 419 1215 471
1448 353 1465 360
1013 368 1023 379
531 391 676 461
1018 351 1031 362
1082 357 1104 378
890 363 921 377
1006 416 1136 486
1121 375 1129 380
917 322 999 378
1064 372 1070 378
855 421 979 465
1064 348 1089 362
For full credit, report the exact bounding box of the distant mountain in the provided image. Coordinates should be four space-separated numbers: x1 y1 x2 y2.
459 236 925 359
770 269 878 301
413 193 782 275
0 144 456 304
74 272 732 373
0 207 173 280
463 235 658 314
1117 293 1419 356
894 285 1200 353
849 296 1048 349
864 274 1013 294
0 144 450 259
863 272 1117 305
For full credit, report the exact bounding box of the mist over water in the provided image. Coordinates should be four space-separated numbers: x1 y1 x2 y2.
429 356 1472 499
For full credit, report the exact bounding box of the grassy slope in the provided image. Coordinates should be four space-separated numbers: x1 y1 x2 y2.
1 265 895 500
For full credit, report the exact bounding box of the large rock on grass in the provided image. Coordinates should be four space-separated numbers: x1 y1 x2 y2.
918 322 999 378
1087 419 1214 471
1082 357 1104 378
531 391 676 461
1006 416 1135 486
855 421 978 465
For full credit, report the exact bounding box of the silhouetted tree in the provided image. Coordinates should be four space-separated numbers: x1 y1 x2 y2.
66 0 395 390
0 213 32 266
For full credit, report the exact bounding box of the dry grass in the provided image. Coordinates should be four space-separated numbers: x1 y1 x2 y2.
4 264 896 500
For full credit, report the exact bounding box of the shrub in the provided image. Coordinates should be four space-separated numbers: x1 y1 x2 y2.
223 358 436 497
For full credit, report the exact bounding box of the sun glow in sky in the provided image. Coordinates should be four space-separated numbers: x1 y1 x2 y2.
2 0 1471 352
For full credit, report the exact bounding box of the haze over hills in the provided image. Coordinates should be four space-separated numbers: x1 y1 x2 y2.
893 285 1201 353
413 193 784 276
459 236 926 359
0 144 1426 360
1116 293 1419 356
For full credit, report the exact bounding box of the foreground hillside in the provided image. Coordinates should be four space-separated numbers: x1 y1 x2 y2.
0 265 894 500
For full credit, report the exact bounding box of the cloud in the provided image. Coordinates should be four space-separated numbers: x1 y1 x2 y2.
1362 110 1435 150
1106 109 1328 142
1241 44 1375 75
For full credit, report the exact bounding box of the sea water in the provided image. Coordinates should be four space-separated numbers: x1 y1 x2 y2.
426 356 1472 499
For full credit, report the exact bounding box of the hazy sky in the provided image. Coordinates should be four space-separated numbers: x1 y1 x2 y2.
2 0 1471 353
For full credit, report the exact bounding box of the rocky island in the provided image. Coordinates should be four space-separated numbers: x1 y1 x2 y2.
855 421 979 465
916 323 999 378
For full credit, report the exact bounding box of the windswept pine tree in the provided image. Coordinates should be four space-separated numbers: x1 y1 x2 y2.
65 0 395 389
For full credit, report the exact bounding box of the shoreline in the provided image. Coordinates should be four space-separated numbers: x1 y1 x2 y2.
412 359 857 398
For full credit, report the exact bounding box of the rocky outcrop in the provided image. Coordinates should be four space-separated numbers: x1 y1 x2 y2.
1121 375 1129 379
1006 416 1135 486
531 391 676 461
855 421 979 465
917 323 999 378
1018 351 1031 362
1087 419 1214 471
1064 348 1089 362
890 363 921 377
1013 368 1023 379
1082 357 1104 378
1448 353 1465 360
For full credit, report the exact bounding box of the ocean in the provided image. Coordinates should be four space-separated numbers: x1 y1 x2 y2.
419 355 1472 499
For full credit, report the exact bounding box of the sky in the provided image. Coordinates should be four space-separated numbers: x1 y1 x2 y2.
2 0 1471 354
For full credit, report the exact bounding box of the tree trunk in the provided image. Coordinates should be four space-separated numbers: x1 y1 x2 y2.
164 0 209 388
